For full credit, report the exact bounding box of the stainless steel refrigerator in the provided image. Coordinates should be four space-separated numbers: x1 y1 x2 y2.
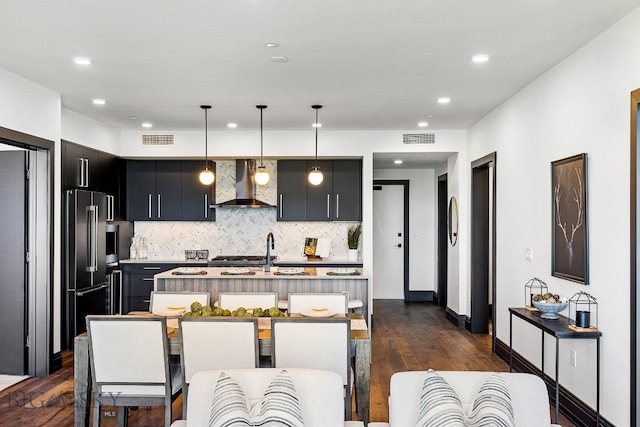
65 189 109 347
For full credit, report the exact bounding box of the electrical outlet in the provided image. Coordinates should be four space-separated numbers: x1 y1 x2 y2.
525 248 533 261
570 349 577 367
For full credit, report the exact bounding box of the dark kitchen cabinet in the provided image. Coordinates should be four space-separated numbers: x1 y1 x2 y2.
121 262 203 313
277 160 307 221
277 159 362 222
62 140 126 220
181 161 216 221
127 160 215 221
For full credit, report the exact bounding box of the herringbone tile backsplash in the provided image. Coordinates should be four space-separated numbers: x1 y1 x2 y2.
134 160 360 260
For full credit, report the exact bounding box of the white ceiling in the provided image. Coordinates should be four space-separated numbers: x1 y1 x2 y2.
1 1 638 132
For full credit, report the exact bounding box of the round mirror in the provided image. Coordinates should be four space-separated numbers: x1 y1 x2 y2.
448 196 459 246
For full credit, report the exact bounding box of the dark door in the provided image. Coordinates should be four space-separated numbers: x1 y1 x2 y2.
0 151 27 374
437 174 448 308
154 161 182 220
333 160 362 221
127 160 156 220
181 160 215 221
306 160 334 221
277 160 307 221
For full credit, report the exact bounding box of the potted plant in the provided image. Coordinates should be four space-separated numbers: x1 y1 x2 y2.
347 224 361 261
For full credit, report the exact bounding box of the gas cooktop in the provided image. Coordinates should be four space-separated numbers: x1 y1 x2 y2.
208 255 277 266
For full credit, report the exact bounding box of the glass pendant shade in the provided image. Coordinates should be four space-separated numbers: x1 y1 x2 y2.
255 165 270 185
199 167 215 185
199 105 215 185
308 167 324 185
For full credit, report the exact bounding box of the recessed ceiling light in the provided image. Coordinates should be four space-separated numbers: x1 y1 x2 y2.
471 54 490 63
425 114 434 118
437 97 451 104
227 123 238 128
270 56 289 63
129 116 137 120
312 123 322 128
92 98 106 105
418 121 429 127
73 57 92 65
394 160 403 165
141 122 153 128
265 42 279 48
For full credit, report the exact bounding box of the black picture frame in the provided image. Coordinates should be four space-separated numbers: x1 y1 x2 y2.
551 153 588 284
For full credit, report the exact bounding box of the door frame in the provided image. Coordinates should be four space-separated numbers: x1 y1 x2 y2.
470 152 497 350
437 174 448 308
0 126 55 375
373 180 410 300
630 87 639 425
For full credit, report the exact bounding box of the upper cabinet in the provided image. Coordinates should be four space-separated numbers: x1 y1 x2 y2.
277 159 362 222
62 140 126 221
127 160 215 221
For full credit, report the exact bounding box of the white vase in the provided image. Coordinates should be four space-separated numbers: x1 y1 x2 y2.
347 249 358 262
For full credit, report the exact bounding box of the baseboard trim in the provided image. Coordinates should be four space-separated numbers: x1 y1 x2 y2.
495 339 612 427
445 307 466 329
406 291 435 302
49 351 63 373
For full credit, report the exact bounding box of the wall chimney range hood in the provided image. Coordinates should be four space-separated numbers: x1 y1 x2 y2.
213 159 275 208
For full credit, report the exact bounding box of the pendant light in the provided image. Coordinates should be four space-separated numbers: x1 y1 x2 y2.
199 105 215 185
308 104 324 185
254 105 270 185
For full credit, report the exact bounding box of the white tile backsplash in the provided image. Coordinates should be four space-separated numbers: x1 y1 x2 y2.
133 160 360 260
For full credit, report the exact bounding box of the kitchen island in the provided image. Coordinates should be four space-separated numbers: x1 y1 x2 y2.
154 266 371 325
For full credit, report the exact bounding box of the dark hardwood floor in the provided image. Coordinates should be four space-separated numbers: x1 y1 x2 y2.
0 300 575 426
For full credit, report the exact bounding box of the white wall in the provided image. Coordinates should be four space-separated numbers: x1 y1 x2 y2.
468 7 640 425
373 168 436 292
61 108 120 154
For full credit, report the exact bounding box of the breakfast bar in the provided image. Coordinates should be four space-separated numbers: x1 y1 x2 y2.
154 266 372 326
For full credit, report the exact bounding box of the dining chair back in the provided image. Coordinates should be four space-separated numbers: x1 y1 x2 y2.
177 316 259 418
288 292 349 314
271 317 352 419
217 292 278 311
86 315 181 427
150 291 210 314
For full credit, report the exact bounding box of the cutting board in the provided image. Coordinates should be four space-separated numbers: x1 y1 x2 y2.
315 238 331 258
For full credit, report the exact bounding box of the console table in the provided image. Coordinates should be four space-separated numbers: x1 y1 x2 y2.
508 307 601 425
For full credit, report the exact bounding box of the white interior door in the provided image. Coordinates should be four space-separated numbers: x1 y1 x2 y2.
373 184 405 299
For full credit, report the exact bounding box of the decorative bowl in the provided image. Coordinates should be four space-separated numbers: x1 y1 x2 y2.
532 301 568 319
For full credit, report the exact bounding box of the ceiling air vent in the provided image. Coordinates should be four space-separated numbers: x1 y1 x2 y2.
142 135 174 146
403 133 435 144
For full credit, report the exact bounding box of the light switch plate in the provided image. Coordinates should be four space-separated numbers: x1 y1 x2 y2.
525 247 533 261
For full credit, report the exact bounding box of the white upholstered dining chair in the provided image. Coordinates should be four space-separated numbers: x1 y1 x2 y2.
149 291 210 314
177 316 259 418
86 315 181 427
271 317 353 419
217 291 278 311
288 292 349 314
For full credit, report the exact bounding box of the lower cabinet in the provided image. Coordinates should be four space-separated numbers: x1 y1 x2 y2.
121 262 202 313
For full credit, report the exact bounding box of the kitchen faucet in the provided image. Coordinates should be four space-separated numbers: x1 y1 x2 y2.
265 232 275 272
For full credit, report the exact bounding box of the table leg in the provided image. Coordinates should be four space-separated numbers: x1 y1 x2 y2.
509 313 513 372
555 337 559 424
74 335 91 427
596 336 600 426
355 339 371 425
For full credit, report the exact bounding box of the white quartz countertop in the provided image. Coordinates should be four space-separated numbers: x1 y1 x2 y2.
120 258 209 264
155 266 368 279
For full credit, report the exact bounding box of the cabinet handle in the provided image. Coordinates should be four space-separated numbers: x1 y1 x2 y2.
84 158 90 188
148 194 152 219
327 194 331 219
279 194 283 218
143 266 162 270
204 194 208 218
157 194 161 218
336 194 340 219
143 278 154 281
106 195 114 221
78 158 87 188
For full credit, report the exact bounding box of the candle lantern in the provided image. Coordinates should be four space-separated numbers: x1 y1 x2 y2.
524 277 548 310
568 291 598 330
